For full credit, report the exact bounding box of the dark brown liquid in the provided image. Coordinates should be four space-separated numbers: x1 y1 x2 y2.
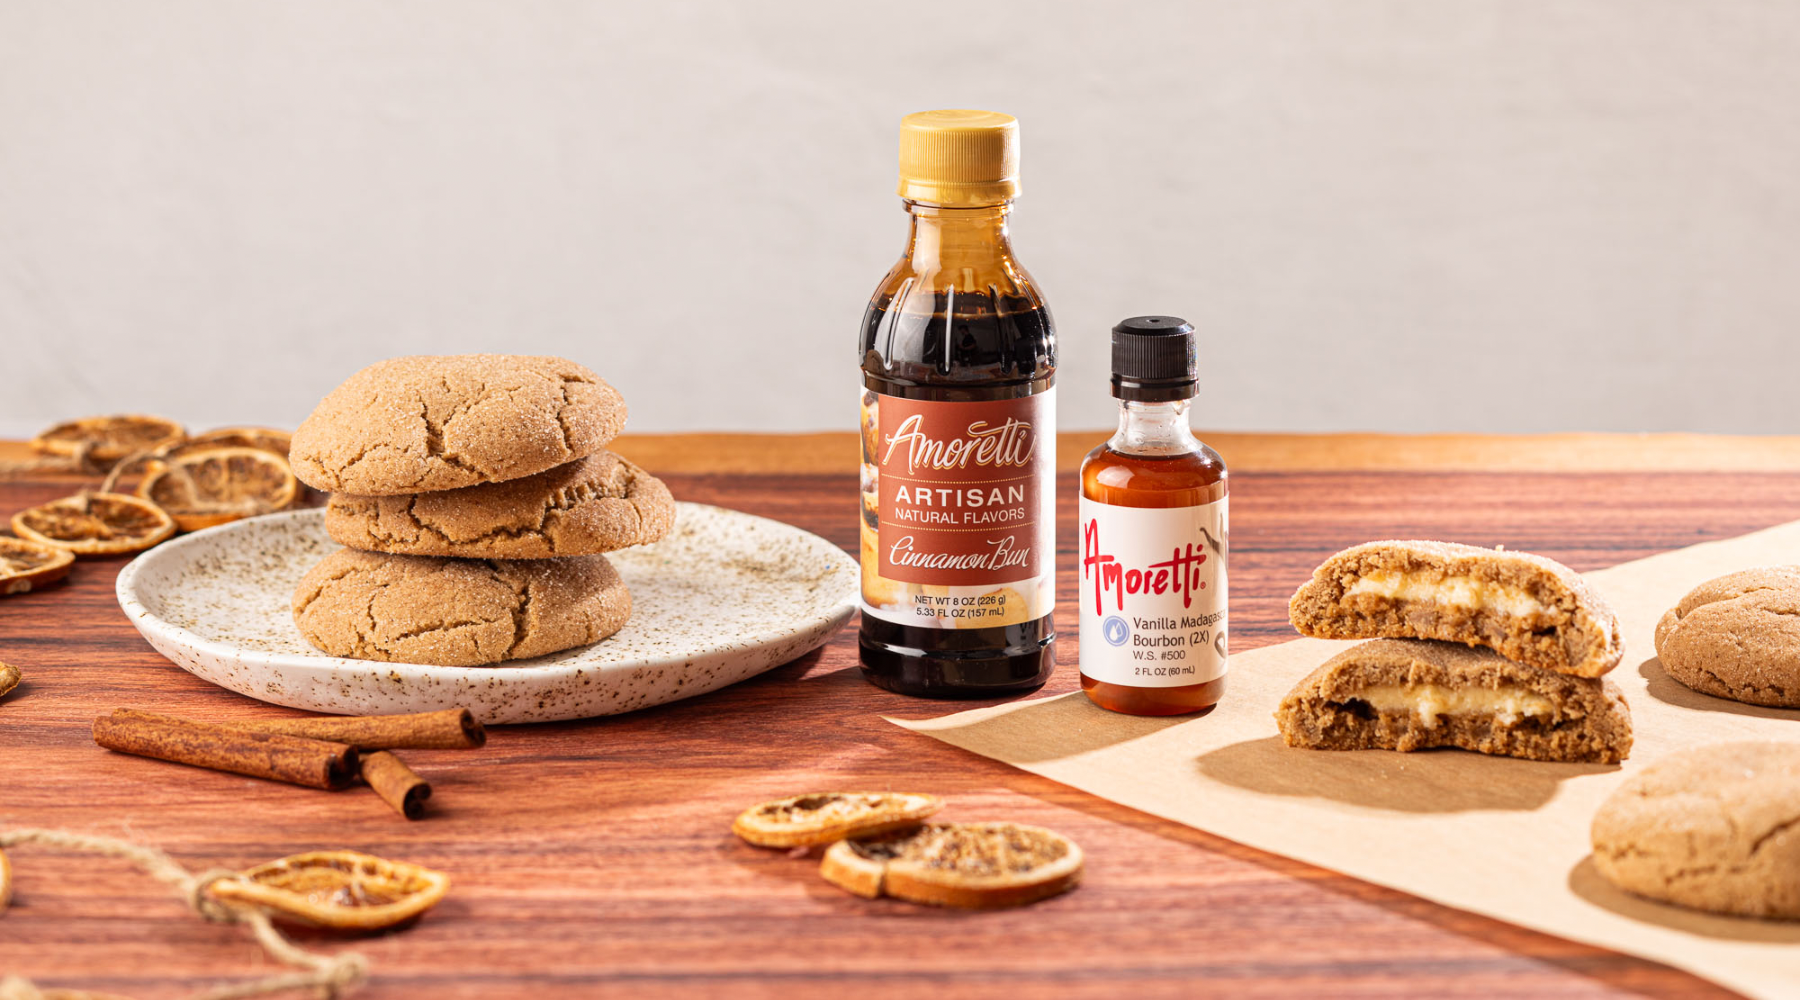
860 288 1056 698
1080 442 1228 715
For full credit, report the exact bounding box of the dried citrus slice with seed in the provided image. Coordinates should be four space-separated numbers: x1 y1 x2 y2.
0 537 75 595
139 446 298 532
732 792 943 848
31 415 185 464
820 822 1083 909
160 426 293 460
11 492 177 556
208 850 450 931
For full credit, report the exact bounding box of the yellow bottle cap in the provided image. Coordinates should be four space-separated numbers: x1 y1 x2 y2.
896 109 1020 207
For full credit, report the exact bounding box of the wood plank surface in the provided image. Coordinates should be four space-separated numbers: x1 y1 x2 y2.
8 430 1800 474
514 430 1800 474
2 444 1795 998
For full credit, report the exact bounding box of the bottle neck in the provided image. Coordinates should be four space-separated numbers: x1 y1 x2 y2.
1109 399 1200 456
903 202 1015 269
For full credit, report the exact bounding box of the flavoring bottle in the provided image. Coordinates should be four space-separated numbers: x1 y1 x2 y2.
1079 316 1228 716
858 110 1058 698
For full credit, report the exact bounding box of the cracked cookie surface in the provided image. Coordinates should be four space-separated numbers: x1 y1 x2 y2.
1654 566 1800 707
1591 741 1800 919
292 548 630 666
324 451 675 559
289 355 626 495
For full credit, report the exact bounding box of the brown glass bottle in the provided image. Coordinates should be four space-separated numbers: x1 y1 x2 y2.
1079 317 1228 716
858 111 1057 698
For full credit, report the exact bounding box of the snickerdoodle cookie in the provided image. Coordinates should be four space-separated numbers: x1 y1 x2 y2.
1276 639 1633 763
1290 540 1623 678
324 452 675 559
292 548 630 666
1654 566 1800 708
289 355 626 496
1591 741 1800 919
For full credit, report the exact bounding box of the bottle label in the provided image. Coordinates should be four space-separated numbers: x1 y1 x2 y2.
860 387 1055 629
1077 495 1228 686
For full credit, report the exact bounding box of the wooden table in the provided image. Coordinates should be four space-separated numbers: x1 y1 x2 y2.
4 431 1798 999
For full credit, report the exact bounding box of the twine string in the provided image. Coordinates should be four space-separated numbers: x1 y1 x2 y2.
0 828 369 1000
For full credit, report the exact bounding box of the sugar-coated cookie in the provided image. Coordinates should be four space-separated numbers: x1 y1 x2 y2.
325 452 675 559
292 548 630 666
289 355 626 495
1592 741 1800 919
1654 567 1800 708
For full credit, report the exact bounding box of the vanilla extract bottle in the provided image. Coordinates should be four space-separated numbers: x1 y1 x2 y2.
858 110 1057 698
1079 317 1228 716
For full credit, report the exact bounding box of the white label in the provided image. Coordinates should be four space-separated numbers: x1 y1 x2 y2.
1077 496 1227 687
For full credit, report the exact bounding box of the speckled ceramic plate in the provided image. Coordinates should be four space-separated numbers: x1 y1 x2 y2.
116 504 857 723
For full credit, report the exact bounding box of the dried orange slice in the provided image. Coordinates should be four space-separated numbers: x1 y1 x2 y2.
733 792 943 848
208 850 450 931
31 415 185 464
11 492 177 556
0 537 75 595
160 426 293 460
0 845 11 909
820 822 1084 909
138 447 298 532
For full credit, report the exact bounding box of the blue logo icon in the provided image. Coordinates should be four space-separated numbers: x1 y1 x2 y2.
1102 616 1130 647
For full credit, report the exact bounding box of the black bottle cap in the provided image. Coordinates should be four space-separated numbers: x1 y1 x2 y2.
1111 315 1197 401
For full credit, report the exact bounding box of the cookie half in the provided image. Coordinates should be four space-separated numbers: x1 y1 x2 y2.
1592 741 1800 919
325 452 675 559
1654 566 1800 707
1289 540 1623 677
820 822 1083 909
290 355 627 495
1275 638 1632 763
292 548 630 666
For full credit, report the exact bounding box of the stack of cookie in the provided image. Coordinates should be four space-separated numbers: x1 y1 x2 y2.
1276 540 1633 763
285 355 676 667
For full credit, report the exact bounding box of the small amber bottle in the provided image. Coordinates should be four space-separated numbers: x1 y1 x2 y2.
1078 316 1228 716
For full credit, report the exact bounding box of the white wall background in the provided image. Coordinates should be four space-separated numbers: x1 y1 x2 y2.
2 0 1797 438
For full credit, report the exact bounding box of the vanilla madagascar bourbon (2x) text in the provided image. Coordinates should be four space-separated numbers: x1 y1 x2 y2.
858 110 1057 697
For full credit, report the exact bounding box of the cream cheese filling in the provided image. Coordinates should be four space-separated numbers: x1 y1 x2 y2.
1345 569 1547 618
1351 683 1558 728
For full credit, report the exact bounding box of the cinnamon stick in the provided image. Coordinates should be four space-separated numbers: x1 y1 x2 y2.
215 707 486 750
360 751 432 819
93 713 357 789
0 662 19 700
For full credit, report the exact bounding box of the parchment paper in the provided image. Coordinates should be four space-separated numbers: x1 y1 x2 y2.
892 520 1800 999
